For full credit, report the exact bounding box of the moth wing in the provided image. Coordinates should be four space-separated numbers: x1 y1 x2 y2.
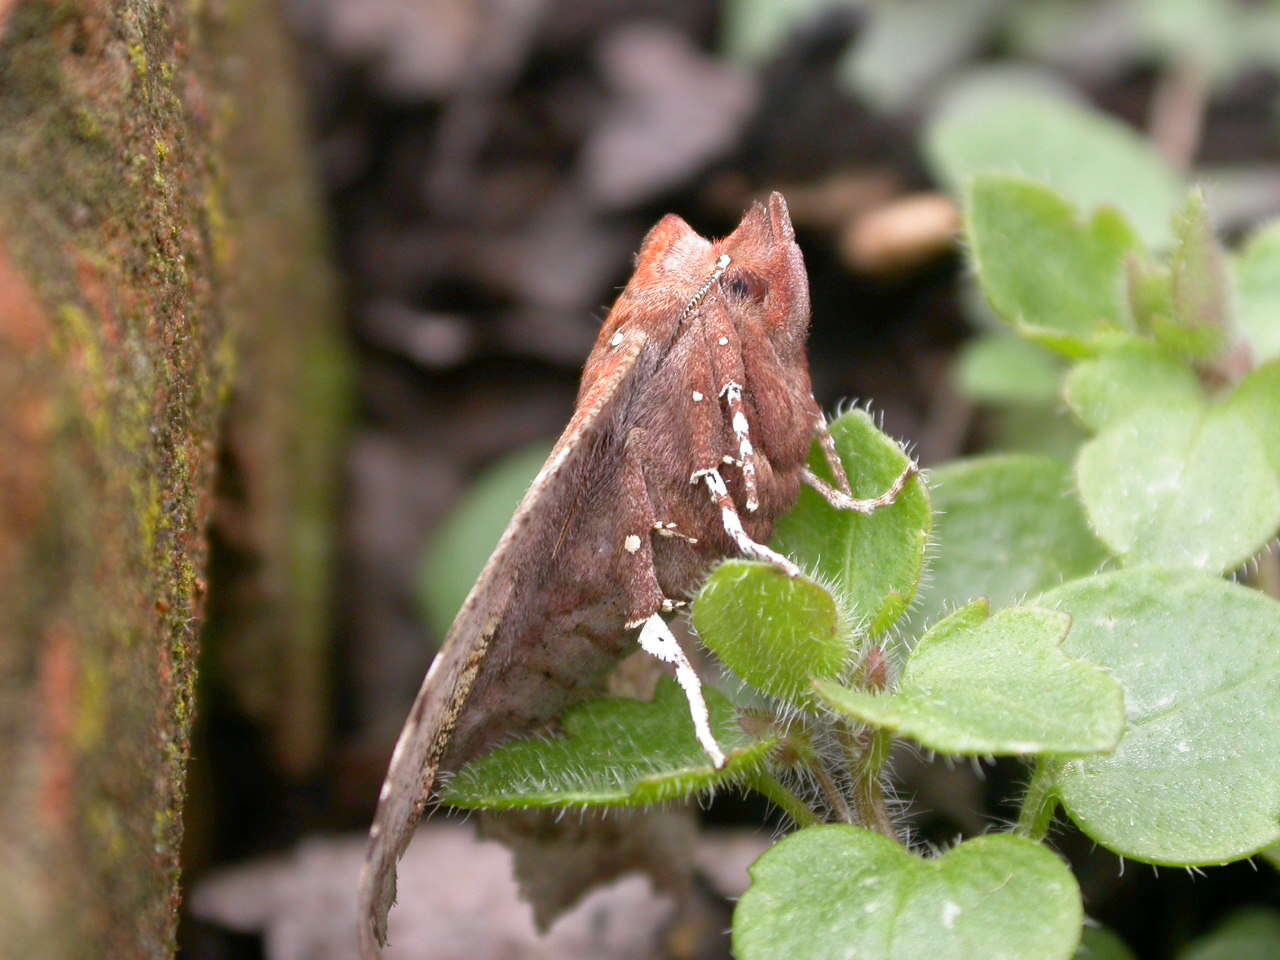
358 330 649 958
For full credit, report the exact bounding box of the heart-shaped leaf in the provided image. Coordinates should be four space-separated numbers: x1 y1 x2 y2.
734 826 1082 960
1039 570 1280 865
441 677 776 810
693 560 851 708
1063 341 1203 433
1074 400 1280 573
816 601 1124 756
771 409 930 635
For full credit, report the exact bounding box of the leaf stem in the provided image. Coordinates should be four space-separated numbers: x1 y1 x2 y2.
748 770 822 829
1015 758 1059 841
850 725 898 841
812 761 856 825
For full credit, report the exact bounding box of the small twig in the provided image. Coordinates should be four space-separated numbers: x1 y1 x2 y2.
1148 57 1209 171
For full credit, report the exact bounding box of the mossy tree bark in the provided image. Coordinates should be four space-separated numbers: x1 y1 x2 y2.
0 2 345 957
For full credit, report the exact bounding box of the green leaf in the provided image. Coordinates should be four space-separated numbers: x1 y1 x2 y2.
966 175 1141 355
1134 0 1236 80
1234 219 1280 365
816 601 1124 756
911 455 1108 632
988 406 1089 462
1125 254 1175 333
770 409 930 635
1075 400 1280 572
441 678 776 810
955 334 1065 405
720 0 850 62
927 80 1182 246
837 0 1000 110
1040 569 1280 865
1221 361 1280 478
1178 907 1280 960
1262 843 1280 871
418 441 553 638
1160 189 1230 358
1077 926 1137 960
734 827 1082 960
1063 341 1204 433
693 561 850 708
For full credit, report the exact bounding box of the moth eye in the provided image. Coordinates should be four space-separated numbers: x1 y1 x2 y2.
721 268 768 304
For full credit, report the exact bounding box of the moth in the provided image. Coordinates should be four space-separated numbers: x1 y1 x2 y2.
358 192 913 956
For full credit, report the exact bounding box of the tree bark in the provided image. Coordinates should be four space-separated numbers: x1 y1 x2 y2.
0 2 344 956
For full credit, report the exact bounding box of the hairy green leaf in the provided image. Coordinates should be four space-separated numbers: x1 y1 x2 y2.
693 561 850 708
1063 341 1203 432
966 175 1141 355
1040 570 1280 865
912 455 1108 632
734 827 1082 960
441 678 776 810
771 409 930 635
1075 400 1280 572
816 601 1124 756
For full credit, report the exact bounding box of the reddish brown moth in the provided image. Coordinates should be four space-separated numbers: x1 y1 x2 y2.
358 192 913 956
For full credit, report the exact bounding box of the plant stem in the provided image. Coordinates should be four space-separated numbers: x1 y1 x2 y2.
749 770 822 829
812 761 856 825
1015 759 1059 842
832 719 898 842
852 726 898 841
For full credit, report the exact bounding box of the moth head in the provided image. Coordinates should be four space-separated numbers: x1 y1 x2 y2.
717 192 810 355
622 213 715 311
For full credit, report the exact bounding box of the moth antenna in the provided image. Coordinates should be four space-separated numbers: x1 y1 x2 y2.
682 254 732 318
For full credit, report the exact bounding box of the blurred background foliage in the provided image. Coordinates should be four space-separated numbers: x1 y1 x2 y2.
186 1 1280 957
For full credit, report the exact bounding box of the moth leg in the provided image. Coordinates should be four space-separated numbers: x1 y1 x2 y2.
814 411 854 495
700 302 762 510
653 520 698 544
637 613 726 768
621 430 726 768
802 462 918 514
719 381 760 511
692 467 801 577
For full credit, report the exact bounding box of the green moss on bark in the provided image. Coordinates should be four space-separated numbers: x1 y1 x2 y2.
0 1 345 956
